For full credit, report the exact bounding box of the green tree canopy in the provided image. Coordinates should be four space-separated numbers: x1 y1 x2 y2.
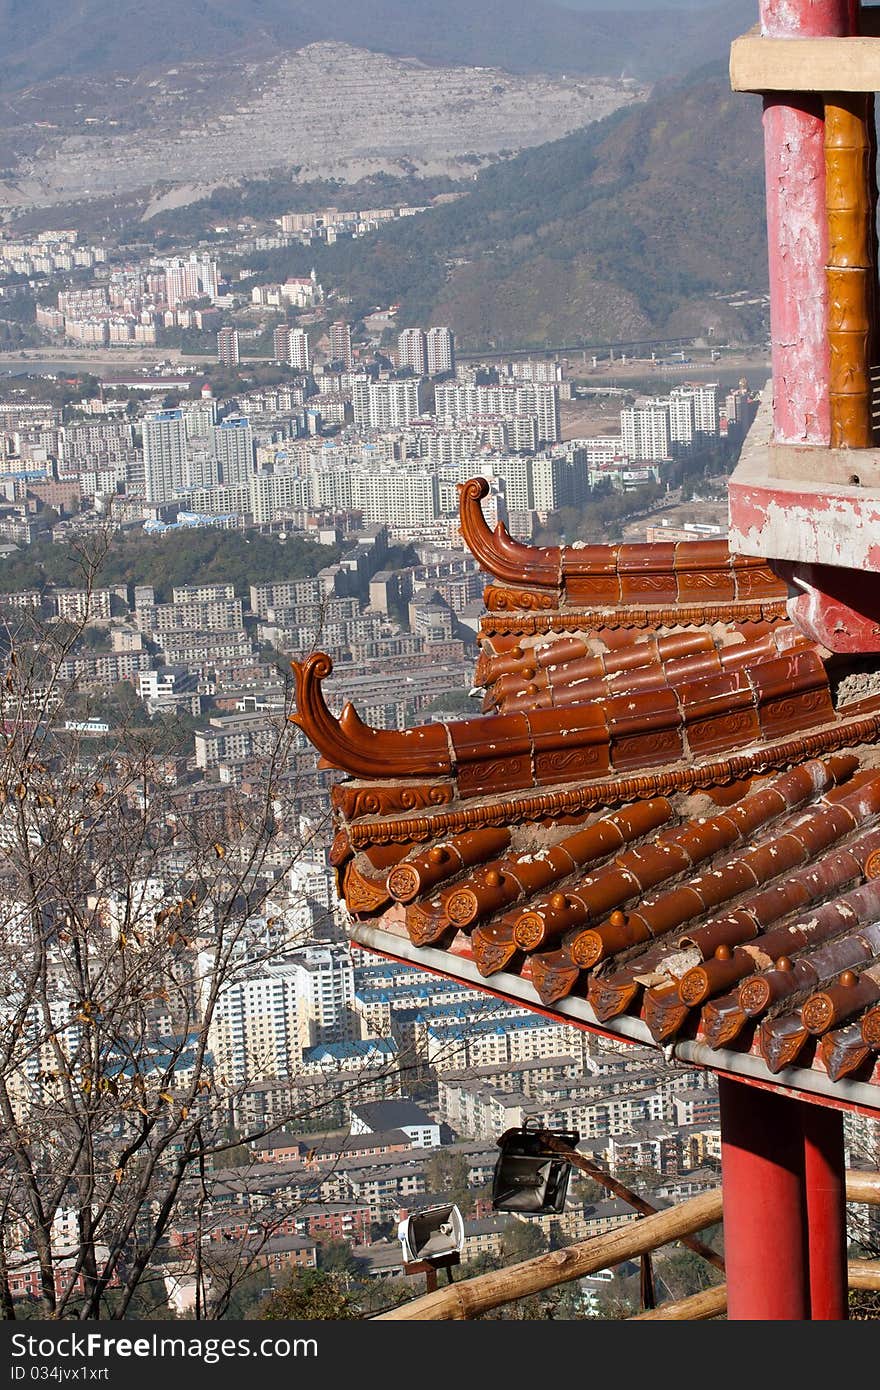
259 1269 360 1320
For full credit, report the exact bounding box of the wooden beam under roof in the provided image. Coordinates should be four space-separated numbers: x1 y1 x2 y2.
731 23 880 93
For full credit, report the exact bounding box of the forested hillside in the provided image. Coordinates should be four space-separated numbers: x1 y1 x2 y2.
0 530 341 602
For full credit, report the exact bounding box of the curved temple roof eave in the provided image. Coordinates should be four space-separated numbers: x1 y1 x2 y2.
291 652 451 779
457 476 560 587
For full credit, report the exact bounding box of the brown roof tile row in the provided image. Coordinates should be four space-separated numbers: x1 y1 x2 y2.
293 642 838 802
459 477 788 609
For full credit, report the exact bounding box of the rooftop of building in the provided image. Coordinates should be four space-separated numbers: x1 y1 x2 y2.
350 1099 438 1130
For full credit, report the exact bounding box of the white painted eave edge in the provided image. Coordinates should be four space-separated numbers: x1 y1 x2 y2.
350 920 880 1116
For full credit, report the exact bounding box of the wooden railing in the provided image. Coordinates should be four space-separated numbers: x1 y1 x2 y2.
375 1171 880 1321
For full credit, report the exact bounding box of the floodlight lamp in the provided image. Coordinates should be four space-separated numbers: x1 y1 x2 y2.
397 1203 465 1265
491 1119 580 1215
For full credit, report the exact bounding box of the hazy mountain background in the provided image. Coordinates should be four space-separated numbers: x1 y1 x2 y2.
220 68 768 349
557 0 731 8
0 0 770 348
0 0 754 90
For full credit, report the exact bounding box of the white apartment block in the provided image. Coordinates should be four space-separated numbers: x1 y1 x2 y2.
426 326 455 376
274 325 311 372
351 377 425 430
434 381 559 444
620 405 671 461
212 417 255 488
425 1014 574 1072
574 436 625 464
285 944 356 1047
249 470 313 525
59 651 150 685
665 393 696 446
143 409 188 504
671 383 719 435
186 483 250 516
354 469 439 530
495 456 533 511
172 582 235 604
183 398 218 438
162 633 253 665
249 579 325 615
397 328 428 377
311 465 357 511
54 587 111 623
206 958 314 1086
137 599 244 632
194 715 276 768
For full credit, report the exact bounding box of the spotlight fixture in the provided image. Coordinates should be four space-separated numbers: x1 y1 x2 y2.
398 1203 465 1266
491 1119 580 1215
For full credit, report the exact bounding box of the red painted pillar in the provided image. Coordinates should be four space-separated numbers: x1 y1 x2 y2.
802 1103 849 1319
719 1077 810 1319
760 0 855 445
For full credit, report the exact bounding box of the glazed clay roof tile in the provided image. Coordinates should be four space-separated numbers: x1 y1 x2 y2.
292 479 880 1110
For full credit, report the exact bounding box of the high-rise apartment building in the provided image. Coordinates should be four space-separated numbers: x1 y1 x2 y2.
434 381 559 445
182 397 218 440
531 451 589 515
163 254 219 309
671 383 719 435
621 405 672 461
426 325 455 376
206 958 312 1086
273 325 311 372
397 328 428 376
212 417 255 487
142 409 187 505
355 469 440 529
204 944 354 1085
351 377 425 430
665 394 696 447
216 326 240 366
287 944 356 1046
249 470 313 525
328 320 353 369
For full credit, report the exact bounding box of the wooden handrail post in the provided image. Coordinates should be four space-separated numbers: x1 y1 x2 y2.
375 1173 880 1320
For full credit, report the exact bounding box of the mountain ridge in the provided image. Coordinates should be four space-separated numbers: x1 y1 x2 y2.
0 0 755 91
239 67 769 349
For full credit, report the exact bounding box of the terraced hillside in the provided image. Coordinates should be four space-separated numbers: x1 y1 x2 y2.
0 44 645 211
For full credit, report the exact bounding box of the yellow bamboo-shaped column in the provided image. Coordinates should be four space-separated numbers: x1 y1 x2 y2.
825 93 875 448
866 95 880 442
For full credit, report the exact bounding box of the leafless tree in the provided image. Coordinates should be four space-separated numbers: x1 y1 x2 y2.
0 528 364 1319
0 525 530 1320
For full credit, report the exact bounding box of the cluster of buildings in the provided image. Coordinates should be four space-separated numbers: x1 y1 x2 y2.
0 228 108 278
35 252 223 347
276 202 430 245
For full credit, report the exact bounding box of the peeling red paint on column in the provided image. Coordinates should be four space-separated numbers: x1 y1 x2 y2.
729 479 880 570
759 0 854 445
760 0 852 37
787 577 880 653
764 103 832 444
